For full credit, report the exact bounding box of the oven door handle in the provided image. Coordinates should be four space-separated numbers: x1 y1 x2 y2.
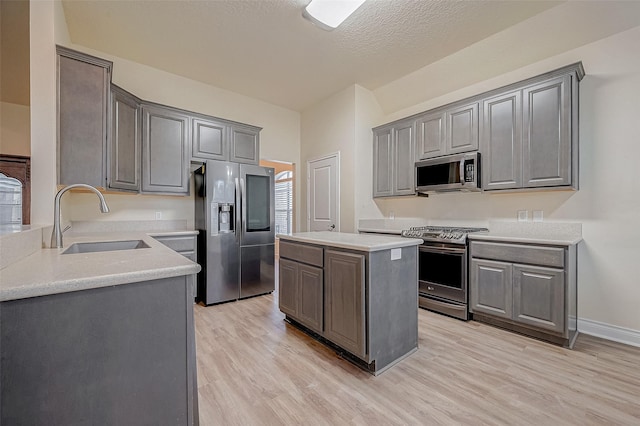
419 245 466 255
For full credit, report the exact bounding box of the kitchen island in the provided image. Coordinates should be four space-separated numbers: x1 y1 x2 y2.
0 230 200 425
277 232 422 375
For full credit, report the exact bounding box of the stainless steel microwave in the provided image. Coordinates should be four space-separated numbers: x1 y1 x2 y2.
415 152 481 193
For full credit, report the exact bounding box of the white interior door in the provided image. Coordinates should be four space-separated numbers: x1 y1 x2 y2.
307 153 339 232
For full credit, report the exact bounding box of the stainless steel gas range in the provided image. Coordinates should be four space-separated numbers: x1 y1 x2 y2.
401 226 488 320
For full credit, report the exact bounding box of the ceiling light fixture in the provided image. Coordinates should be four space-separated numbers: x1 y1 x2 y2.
303 0 367 31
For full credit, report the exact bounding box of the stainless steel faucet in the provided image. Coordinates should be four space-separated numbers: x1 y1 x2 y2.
51 184 110 248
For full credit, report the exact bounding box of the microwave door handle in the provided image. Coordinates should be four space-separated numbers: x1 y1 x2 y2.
459 159 465 185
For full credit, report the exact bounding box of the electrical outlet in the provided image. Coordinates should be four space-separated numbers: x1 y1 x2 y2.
155 211 162 220
533 210 544 222
389 211 395 220
517 210 528 222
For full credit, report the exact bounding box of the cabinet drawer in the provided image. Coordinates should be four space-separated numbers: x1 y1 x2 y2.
470 241 564 268
279 241 323 267
154 235 197 253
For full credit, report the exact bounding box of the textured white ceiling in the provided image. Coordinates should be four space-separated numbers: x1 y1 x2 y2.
62 0 563 111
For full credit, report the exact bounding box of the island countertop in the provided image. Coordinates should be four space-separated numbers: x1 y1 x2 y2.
0 231 201 302
277 231 422 252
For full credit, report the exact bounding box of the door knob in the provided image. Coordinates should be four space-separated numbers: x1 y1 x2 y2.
329 224 335 231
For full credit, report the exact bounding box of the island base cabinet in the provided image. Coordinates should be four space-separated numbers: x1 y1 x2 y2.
324 250 366 359
0 277 199 425
278 258 323 334
279 239 419 375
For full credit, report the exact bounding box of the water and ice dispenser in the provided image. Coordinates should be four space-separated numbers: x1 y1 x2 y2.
211 202 234 235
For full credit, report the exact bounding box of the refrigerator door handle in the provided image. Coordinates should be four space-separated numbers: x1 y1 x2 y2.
239 177 246 239
235 177 241 243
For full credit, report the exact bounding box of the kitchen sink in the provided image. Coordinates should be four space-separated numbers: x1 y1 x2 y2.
62 240 150 254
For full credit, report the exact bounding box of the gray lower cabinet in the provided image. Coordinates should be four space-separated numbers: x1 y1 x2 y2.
108 85 141 191
57 46 112 188
324 249 366 358
278 239 419 374
469 240 577 347
373 119 415 198
141 104 190 194
482 68 581 191
0 276 199 425
153 233 198 299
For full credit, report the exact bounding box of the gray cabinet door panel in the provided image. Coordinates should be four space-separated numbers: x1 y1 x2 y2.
482 90 522 190
513 264 565 333
470 258 512 319
324 250 366 358
394 121 415 195
57 53 111 188
415 111 445 159
523 76 572 188
109 86 140 191
278 258 298 318
192 118 227 161
298 264 323 334
141 105 190 194
447 102 479 154
230 124 260 165
373 127 393 197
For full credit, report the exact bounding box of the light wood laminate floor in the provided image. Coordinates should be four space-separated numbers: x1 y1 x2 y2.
194 294 640 425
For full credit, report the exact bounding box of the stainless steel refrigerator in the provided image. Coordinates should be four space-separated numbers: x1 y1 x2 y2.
194 160 275 305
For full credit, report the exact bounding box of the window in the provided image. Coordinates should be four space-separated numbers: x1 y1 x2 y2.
275 170 293 235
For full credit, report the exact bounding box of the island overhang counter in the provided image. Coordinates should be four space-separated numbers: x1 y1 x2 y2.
277 231 422 375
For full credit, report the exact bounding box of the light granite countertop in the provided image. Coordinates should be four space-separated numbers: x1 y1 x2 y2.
469 221 583 246
278 231 422 252
0 231 200 302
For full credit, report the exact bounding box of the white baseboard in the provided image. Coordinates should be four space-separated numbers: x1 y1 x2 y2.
578 317 640 348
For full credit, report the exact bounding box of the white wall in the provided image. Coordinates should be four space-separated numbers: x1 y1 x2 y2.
0 102 30 156
300 86 356 232
29 0 57 225
45 4 301 229
365 26 640 334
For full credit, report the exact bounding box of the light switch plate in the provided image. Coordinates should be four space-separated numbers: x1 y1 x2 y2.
155 211 162 220
517 210 528 222
533 210 544 222
390 248 401 260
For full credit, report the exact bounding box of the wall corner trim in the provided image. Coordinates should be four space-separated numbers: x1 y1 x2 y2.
578 317 640 348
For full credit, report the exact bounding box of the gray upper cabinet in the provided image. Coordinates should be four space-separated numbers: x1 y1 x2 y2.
57 46 112 188
393 120 416 195
229 124 260 165
377 62 583 193
192 116 228 161
522 75 572 188
108 85 140 191
141 104 190 194
481 90 523 190
415 102 478 160
447 102 479 154
324 249 366 358
415 111 445 159
483 66 582 192
373 126 393 197
372 120 415 198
